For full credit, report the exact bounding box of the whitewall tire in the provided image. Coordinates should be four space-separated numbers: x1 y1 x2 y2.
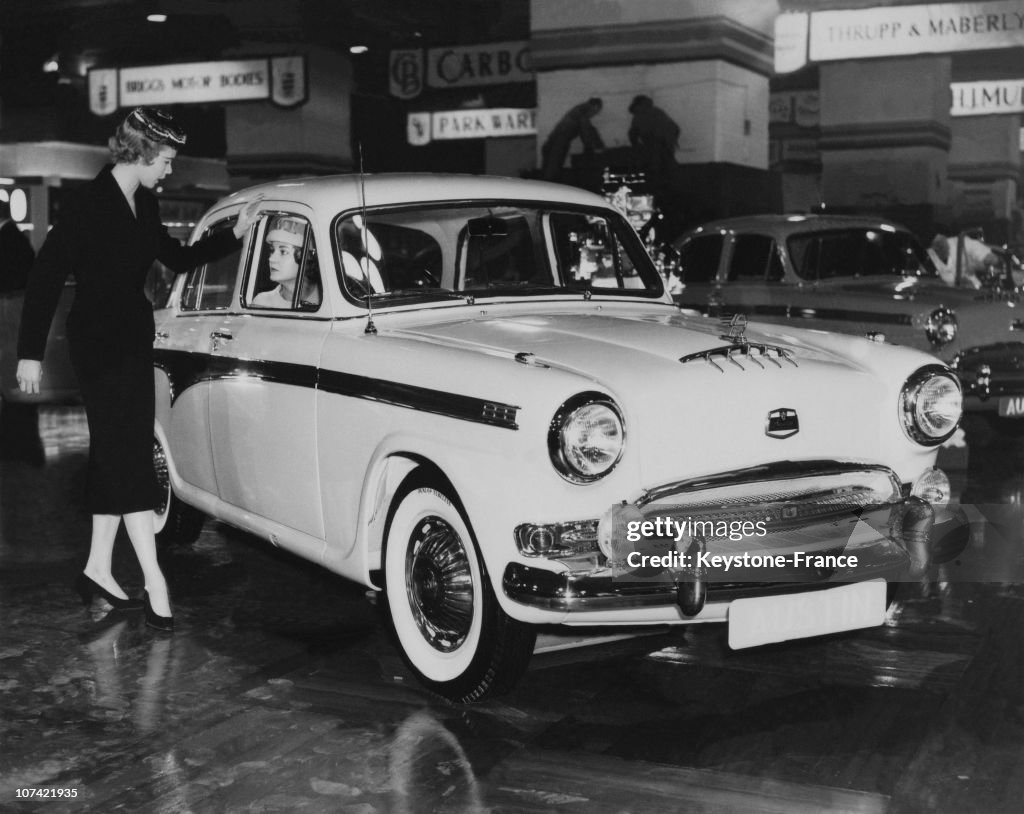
383 477 535 702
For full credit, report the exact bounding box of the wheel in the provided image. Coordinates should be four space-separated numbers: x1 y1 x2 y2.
383 476 536 702
153 437 205 545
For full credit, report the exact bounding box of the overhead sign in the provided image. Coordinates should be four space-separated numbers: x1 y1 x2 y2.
777 1 1024 71
951 79 1024 115
87 56 307 114
407 108 537 144
390 41 533 99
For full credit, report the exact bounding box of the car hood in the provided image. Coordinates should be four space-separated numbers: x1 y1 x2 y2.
386 307 929 485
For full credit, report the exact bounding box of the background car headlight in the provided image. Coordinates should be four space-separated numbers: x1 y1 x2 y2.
925 307 958 347
549 394 625 482
900 365 962 445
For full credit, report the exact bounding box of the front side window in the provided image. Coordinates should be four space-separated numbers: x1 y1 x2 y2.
179 219 240 312
245 213 322 311
333 202 663 305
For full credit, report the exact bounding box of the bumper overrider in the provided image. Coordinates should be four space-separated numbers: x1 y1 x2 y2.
952 342 1024 416
503 461 968 616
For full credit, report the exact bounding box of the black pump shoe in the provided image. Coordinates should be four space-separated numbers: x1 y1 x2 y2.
144 591 175 632
75 573 144 611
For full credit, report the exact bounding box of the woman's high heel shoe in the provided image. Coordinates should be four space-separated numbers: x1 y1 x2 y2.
144 591 174 632
75 573 144 611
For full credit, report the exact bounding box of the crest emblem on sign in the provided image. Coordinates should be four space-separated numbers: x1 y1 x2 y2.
390 49 424 99
88 68 119 116
270 56 307 108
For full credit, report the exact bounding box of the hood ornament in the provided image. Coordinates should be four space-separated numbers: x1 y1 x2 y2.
720 313 748 344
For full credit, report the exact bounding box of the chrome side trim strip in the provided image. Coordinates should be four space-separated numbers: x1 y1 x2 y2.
153 348 519 429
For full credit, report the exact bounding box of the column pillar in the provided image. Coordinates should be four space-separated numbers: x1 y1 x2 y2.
948 114 1020 242
224 45 353 186
530 0 777 225
818 55 951 236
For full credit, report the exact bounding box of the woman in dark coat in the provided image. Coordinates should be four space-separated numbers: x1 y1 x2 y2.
16 107 261 630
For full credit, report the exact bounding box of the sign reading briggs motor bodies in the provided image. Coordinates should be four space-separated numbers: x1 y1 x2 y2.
88 56 307 114
407 109 537 145
390 41 532 99
776 0 1024 72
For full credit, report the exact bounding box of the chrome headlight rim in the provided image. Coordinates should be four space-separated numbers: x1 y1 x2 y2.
548 392 625 484
925 306 958 347
900 364 963 446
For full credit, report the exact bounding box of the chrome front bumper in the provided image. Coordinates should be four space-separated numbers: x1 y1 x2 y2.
504 462 970 615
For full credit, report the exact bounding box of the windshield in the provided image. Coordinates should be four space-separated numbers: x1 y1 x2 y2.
332 201 664 303
786 228 937 281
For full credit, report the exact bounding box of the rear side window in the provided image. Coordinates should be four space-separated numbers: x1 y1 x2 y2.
180 219 241 312
677 235 724 283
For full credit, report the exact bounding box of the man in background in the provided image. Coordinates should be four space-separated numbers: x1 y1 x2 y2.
0 198 34 293
541 97 605 180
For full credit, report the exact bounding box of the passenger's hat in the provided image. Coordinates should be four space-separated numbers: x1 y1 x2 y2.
266 216 305 247
125 107 187 147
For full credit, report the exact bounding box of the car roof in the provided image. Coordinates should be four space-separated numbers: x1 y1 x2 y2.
682 213 912 237
215 172 611 213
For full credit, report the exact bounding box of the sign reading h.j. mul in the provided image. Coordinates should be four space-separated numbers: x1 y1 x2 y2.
952 79 1024 115
88 57 307 114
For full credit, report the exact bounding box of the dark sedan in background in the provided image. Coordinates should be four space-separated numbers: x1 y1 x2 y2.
671 214 1024 419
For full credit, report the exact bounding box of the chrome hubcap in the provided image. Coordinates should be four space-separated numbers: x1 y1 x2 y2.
153 440 170 518
405 516 474 652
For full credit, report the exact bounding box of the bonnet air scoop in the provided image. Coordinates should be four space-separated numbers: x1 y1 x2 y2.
679 343 799 373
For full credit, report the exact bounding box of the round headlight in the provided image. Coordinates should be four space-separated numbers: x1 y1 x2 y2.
925 307 958 347
549 394 625 482
900 366 962 445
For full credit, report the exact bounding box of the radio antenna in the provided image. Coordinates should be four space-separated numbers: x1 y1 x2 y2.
358 143 377 335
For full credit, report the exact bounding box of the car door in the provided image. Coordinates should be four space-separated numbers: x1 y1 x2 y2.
207 207 328 552
156 216 243 497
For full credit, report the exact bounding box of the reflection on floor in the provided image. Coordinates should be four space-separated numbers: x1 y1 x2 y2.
0 405 1022 813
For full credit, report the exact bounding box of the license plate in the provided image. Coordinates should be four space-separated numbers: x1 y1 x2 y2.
728 580 886 649
998 396 1024 417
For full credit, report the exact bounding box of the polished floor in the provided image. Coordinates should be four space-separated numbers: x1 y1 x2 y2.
1 404 1023 813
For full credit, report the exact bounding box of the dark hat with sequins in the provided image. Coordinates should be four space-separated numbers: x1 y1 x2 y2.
125 107 187 147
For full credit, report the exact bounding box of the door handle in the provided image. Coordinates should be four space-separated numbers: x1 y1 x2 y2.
210 330 234 352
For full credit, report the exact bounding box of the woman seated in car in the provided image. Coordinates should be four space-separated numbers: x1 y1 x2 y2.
253 216 317 308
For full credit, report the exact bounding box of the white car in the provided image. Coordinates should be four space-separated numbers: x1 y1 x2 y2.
152 174 965 702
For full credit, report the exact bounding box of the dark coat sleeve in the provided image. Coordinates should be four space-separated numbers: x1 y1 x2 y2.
145 192 240 273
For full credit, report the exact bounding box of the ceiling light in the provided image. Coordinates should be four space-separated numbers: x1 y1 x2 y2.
147 13 168 22
349 45 369 55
